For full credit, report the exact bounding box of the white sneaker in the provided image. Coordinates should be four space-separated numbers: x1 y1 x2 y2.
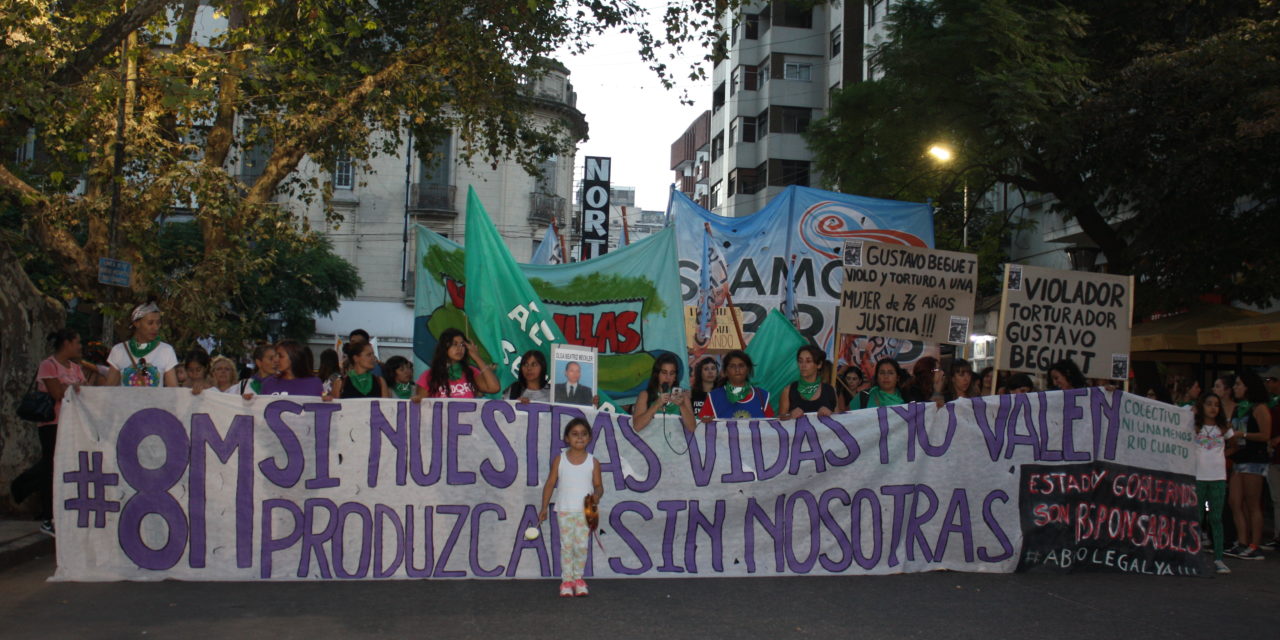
1214 559 1231 574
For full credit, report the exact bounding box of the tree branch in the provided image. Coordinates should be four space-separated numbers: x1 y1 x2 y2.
0 163 95 287
245 49 431 204
49 0 172 88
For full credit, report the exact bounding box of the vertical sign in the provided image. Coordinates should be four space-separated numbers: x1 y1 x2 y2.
580 156 611 260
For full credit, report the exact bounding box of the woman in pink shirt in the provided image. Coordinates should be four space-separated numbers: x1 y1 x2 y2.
416 328 499 398
13 329 101 535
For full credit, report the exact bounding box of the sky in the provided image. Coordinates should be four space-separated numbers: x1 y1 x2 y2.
558 5 712 213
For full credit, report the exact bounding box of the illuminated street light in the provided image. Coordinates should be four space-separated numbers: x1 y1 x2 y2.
927 143 967 249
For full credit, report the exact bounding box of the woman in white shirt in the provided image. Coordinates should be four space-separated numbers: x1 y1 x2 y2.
106 301 179 387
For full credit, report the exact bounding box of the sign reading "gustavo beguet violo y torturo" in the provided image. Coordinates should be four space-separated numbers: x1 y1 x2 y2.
838 240 978 345
997 264 1134 380
53 387 1202 581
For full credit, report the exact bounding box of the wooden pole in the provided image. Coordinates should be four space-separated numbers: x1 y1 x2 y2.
552 216 568 264
1123 274 1134 393
990 264 1012 395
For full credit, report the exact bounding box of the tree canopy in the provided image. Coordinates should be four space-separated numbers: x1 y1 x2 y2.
0 0 730 345
809 0 1280 313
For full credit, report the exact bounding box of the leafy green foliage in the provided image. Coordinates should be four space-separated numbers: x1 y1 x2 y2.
809 0 1280 312
0 0 735 345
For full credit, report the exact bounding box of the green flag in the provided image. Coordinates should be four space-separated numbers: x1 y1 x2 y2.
463 186 564 391
745 309 809 413
461 187 628 414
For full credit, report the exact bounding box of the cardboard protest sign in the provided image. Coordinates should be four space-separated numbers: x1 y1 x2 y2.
682 306 745 351
54 387 1200 581
838 240 978 345
997 264 1133 380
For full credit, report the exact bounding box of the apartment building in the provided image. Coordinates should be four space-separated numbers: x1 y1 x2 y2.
275 62 588 359
672 1 895 216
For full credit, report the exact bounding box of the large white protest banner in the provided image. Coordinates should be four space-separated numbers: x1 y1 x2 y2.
996 264 1134 380
838 240 978 345
55 388 1201 581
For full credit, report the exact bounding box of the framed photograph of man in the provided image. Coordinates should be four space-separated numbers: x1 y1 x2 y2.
552 344 598 406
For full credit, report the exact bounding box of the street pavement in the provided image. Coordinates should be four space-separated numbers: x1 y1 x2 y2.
2 551 1279 640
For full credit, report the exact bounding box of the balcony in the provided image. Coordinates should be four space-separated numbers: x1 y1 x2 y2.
408 183 456 217
694 161 711 184
528 192 566 227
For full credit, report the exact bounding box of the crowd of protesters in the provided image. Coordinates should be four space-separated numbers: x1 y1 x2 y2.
12 302 1280 574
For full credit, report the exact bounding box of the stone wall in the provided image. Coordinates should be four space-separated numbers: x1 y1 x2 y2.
0 241 66 515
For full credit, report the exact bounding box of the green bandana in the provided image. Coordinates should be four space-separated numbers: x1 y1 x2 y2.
394 382 414 399
347 371 374 396
448 362 464 380
1236 400 1254 419
128 338 159 359
869 387 904 407
726 385 751 404
797 380 821 399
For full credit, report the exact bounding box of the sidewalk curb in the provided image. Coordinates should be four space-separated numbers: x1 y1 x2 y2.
0 531 55 572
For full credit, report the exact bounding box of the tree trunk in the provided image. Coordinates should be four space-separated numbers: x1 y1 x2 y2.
0 241 66 516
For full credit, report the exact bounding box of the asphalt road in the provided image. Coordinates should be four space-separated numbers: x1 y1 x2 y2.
2 553 1278 640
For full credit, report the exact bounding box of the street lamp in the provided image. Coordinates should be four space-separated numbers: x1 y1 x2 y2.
927 144 968 249
927 145 954 163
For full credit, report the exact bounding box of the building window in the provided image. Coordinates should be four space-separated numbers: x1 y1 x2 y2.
730 67 739 97
733 167 764 196
783 62 812 82
535 155 558 194
729 120 737 148
710 180 722 209
757 108 769 139
867 51 884 78
829 82 842 107
779 160 810 187
713 82 726 113
778 106 811 134
830 28 842 58
773 1 813 29
239 128 272 186
741 115 756 143
744 13 760 40
728 175 737 197
711 132 724 162
420 135 452 185
333 153 354 189
743 65 759 91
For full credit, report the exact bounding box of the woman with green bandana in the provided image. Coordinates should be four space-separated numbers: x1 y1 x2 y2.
697 350 775 421
106 301 179 387
333 340 390 399
633 352 696 432
848 358 909 410
780 345 837 419
416 327 500 398
382 356 416 399
1224 369 1273 560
